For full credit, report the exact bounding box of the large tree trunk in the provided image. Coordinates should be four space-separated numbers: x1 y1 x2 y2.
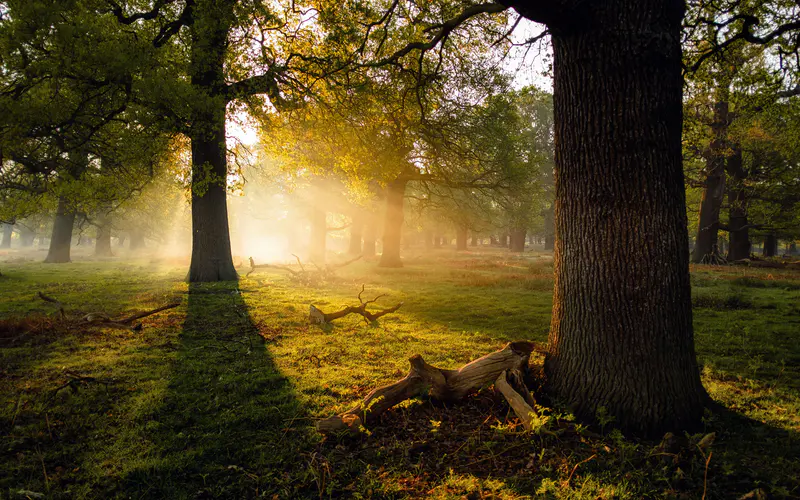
44 197 75 263
544 0 707 435
187 1 238 282
510 228 526 252
0 223 11 248
379 177 406 267
762 234 778 257
455 226 468 251
692 102 729 263
348 213 363 255
726 149 751 261
309 206 326 263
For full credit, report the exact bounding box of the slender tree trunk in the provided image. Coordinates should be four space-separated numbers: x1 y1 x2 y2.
129 229 146 251
363 222 376 257
348 213 363 255
501 233 509 247
424 229 433 250
544 0 707 435
510 228 526 252
0 224 11 248
433 234 441 248
762 234 777 257
544 206 555 250
379 177 406 267
309 206 326 263
44 197 75 263
726 149 751 261
20 226 36 247
692 101 729 263
187 0 238 282
490 235 497 246
470 233 478 246
455 226 468 250
95 208 112 257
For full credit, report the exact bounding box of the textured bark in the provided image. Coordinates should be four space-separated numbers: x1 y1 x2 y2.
379 177 406 267
544 1 707 435
456 226 468 251
309 206 326 263
187 1 238 282
762 234 778 257
692 100 729 264
0 224 11 248
726 149 751 261
348 213 363 255
510 228 526 252
44 197 75 263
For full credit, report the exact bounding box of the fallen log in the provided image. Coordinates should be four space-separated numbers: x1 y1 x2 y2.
316 341 534 435
495 369 537 431
309 284 403 324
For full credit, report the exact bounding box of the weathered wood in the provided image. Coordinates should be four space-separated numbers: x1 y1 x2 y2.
316 370 425 435
495 369 537 431
309 285 403 324
317 341 535 435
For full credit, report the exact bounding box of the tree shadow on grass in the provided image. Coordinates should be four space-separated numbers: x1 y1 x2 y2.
118 282 314 499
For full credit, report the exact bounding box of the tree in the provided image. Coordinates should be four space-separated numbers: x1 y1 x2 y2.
344 0 708 434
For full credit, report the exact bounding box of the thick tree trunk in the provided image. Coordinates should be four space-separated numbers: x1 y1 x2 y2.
455 226 468 251
692 101 729 263
44 197 75 263
490 235 497 246
348 213 363 255
762 234 778 257
544 1 707 435
726 149 751 261
470 233 478 246
510 228 526 252
0 223 11 248
378 178 406 267
187 1 238 282
309 206 326 263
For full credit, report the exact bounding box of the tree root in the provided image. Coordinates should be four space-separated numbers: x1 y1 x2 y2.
36 292 179 330
309 284 403 325
316 341 535 435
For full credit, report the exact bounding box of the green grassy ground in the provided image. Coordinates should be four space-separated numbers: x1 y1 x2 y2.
1 249 798 499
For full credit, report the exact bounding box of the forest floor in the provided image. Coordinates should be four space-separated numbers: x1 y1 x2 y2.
1 248 799 499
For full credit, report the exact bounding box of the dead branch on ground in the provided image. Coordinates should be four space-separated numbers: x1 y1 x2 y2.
47 370 110 403
309 284 403 325
36 292 179 330
246 254 362 282
316 341 535 435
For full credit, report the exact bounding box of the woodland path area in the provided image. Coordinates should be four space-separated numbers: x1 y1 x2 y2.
1 249 799 498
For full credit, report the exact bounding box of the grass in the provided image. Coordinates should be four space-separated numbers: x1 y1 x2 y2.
1 250 799 498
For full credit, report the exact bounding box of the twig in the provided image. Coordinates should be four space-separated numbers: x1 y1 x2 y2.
37 292 65 320
565 454 597 487
702 451 713 500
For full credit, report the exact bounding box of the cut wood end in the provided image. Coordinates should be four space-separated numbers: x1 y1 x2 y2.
316 413 364 435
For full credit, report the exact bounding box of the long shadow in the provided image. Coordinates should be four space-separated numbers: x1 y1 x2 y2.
118 282 312 498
